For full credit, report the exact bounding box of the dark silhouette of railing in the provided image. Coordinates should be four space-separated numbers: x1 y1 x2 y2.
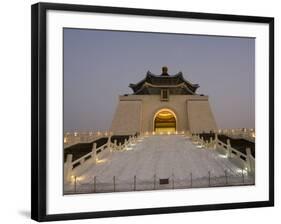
64 170 255 195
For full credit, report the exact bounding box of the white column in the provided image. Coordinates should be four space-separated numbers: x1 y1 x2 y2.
214 134 218 150
65 154 73 182
201 136 204 147
226 139 231 158
107 135 112 150
210 137 213 149
246 147 252 172
92 143 97 162
124 139 128 149
114 140 117 151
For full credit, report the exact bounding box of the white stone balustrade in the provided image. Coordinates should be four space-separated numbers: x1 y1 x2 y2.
64 134 140 182
64 131 112 148
65 130 255 182
194 133 255 174
215 128 255 142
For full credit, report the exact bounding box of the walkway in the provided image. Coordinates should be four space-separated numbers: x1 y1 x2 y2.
65 135 253 193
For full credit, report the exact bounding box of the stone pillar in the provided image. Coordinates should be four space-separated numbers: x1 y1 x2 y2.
92 143 97 162
201 136 204 147
214 133 218 150
114 140 117 151
107 135 112 151
125 139 128 147
206 140 209 148
226 139 231 158
210 137 213 149
65 154 73 182
246 147 252 173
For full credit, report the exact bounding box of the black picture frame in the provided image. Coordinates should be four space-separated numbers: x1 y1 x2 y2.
31 2 274 222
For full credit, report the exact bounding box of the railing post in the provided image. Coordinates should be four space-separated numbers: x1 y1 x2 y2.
107 135 112 151
190 172 193 187
124 139 128 148
208 171 211 186
226 139 231 158
214 133 218 149
93 176 96 193
114 139 117 151
65 154 73 182
153 174 156 190
246 147 252 173
172 174 174 189
80 158 85 165
225 170 228 185
92 143 97 162
113 176 116 192
74 176 77 193
134 175 136 191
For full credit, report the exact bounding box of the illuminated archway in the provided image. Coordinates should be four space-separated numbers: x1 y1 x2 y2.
153 109 177 133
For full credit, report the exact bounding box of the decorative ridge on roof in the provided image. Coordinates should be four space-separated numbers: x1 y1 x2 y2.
129 67 200 95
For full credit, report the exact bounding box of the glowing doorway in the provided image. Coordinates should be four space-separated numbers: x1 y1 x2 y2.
154 109 177 133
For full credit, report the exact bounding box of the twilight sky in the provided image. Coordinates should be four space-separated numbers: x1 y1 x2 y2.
64 28 255 132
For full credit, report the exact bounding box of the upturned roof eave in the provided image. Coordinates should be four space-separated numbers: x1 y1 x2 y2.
133 82 197 95
129 71 152 91
129 70 199 92
174 72 199 88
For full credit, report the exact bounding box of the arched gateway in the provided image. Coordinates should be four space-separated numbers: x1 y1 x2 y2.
154 109 177 133
111 67 217 134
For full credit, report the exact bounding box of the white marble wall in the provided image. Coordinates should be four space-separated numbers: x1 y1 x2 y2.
110 100 142 135
110 94 217 134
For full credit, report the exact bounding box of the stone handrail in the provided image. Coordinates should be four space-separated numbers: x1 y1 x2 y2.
217 139 246 159
191 133 255 174
215 128 255 143
64 135 138 182
64 131 113 148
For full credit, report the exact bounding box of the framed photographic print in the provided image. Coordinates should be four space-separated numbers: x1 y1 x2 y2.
31 2 274 222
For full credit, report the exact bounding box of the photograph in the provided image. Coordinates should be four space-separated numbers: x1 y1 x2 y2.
63 28 256 194
31 2 274 221
0 0 278 223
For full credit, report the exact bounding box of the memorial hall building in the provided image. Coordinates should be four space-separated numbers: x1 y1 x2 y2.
111 67 217 135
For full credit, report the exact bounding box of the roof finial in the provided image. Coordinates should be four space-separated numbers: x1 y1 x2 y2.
161 66 169 76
